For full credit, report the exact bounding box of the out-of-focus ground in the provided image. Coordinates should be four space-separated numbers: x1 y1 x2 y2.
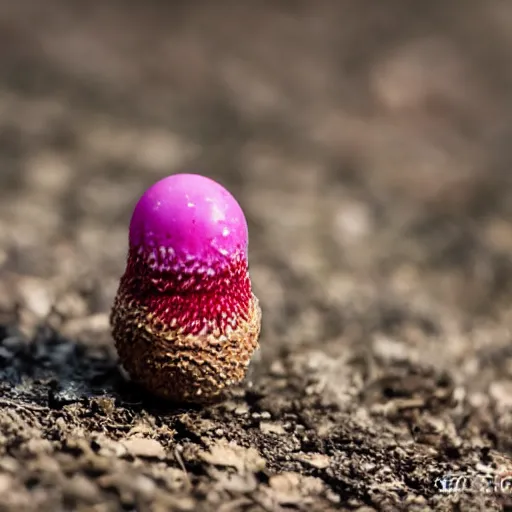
1 1 512 510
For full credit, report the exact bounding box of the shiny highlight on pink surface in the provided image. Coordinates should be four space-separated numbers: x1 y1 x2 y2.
111 173 261 402
129 173 248 269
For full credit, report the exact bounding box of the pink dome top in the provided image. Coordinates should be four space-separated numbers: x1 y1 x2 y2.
129 174 248 269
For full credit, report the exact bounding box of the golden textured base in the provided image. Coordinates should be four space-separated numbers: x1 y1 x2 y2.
110 288 261 403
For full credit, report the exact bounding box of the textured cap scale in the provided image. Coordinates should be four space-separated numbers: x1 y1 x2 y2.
110 173 261 403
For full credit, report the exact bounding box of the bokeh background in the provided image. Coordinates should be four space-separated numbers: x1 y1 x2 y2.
1 1 512 510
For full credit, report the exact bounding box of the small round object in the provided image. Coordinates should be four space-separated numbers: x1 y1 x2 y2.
129 173 249 265
110 173 261 403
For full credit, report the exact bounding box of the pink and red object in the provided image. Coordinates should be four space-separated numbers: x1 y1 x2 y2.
110 173 261 403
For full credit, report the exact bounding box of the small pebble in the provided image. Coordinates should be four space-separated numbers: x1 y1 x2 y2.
121 438 166 459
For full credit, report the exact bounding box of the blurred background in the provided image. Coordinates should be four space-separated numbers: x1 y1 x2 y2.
1 1 512 388
2 1 512 509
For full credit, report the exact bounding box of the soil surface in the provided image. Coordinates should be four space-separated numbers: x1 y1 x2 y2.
1 1 512 511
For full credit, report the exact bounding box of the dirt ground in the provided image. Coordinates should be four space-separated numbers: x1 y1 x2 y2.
1 1 512 510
